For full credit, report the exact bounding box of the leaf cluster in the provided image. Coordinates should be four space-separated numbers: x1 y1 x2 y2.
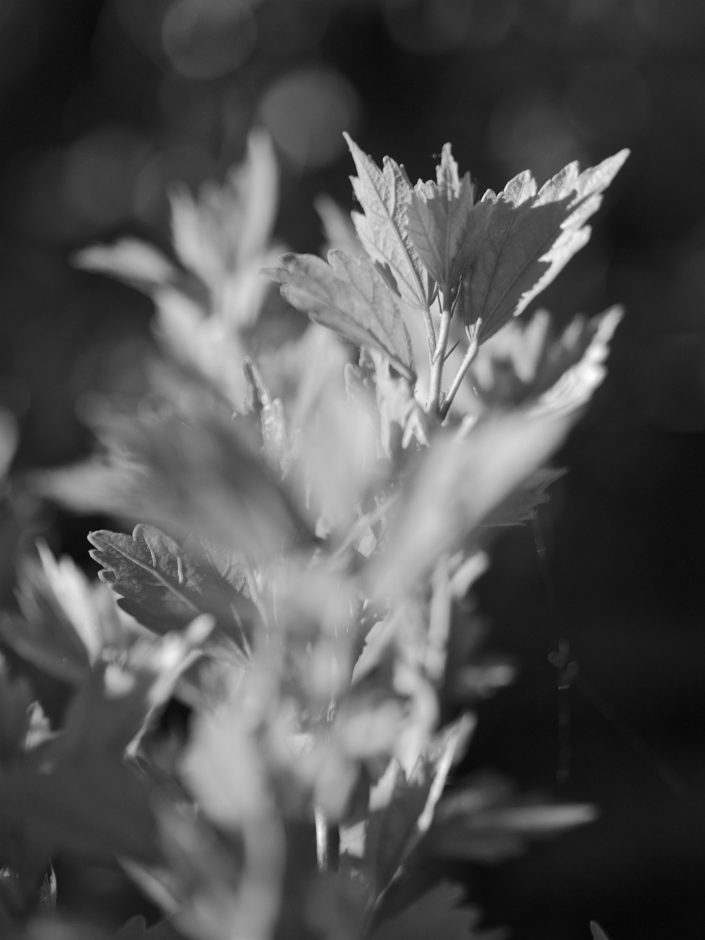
0 131 629 939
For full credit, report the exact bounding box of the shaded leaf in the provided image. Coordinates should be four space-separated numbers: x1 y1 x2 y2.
266 250 414 381
590 923 611 940
460 150 629 343
0 544 128 685
482 468 566 527
344 134 430 309
365 718 471 900
115 916 181 939
0 658 34 763
406 143 475 299
88 524 255 656
369 883 502 940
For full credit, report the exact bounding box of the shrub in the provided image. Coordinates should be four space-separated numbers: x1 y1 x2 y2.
0 131 626 939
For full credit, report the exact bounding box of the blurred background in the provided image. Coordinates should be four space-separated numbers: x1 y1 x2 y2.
0 0 704 937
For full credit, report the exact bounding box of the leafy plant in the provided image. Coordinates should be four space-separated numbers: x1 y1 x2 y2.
1 131 627 938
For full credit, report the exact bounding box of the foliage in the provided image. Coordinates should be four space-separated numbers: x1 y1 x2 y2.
0 132 627 938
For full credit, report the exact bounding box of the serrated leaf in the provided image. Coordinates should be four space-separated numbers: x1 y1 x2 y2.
88 524 255 656
266 250 415 380
406 143 475 299
460 150 629 343
344 134 430 309
369 883 499 940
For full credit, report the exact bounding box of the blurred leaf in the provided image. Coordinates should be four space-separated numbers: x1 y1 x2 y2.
460 150 629 343
56 616 211 759
344 134 430 309
266 251 415 381
482 468 566 527
316 194 364 257
369 883 500 940
365 718 471 901
0 544 128 685
590 923 611 940
94 407 314 561
406 143 475 299
0 658 34 763
425 774 596 863
88 524 254 657
0 409 18 481
115 916 181 939
73 239 181 299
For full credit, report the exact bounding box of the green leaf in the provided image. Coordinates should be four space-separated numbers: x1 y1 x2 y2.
344 134 430 309
406 143 475 300
369 883 500 940
88 524 255 656
266 250 415 380
460 150 629 343
73 238 181 298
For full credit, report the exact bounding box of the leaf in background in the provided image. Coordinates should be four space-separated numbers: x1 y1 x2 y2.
56 615 212 759
460 150 629 343
481 467 566 527
472 306 621 410
424 774 596 863
266 251 415 381
170 128 279 284
73 238 186 299
316 194 364 258
364 718 472 901
406 143 475 300
344 134 430 309
590 923 612 940
0 543 129 685
0 658 34 764
88 524 255 657
369 883 502 940
115 916 181 939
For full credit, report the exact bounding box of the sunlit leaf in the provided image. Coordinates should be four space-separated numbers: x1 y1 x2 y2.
266 250 415 381
459 150 629 343
344 134 430 309
406 143 475 299
73 238 181 298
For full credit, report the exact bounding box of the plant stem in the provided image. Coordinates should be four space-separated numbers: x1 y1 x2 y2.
314 809 340 872
421 305 436 360
439 322 481 421
427 308 452 415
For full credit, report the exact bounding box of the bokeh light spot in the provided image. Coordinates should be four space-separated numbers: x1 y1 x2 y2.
162 0 258 80
258 67 359 170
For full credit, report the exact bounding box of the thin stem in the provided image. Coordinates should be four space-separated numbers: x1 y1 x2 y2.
421 306 437 360
427 308 452 415
315 808 340 872
439 321 481 421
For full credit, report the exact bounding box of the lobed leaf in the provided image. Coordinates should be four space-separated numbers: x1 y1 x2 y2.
406 143 476 299
369 883 501 940
88 524 255 656
459 150 629 343
266 250 415 380
344 134 430 309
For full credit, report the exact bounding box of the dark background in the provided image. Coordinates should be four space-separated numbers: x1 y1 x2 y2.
1 1 704 937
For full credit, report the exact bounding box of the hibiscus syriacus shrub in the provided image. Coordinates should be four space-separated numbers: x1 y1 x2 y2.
0 132 627 939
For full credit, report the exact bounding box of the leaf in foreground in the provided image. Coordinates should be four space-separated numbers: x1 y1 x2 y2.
405 143 475 300
266 250 415 380
344 133 429 309
460 149 629 343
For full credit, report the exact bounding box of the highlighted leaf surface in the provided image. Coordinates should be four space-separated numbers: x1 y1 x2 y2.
267 250 415 380
460 149 629 342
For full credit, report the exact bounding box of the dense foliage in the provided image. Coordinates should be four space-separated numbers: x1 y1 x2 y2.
0 133 626 938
